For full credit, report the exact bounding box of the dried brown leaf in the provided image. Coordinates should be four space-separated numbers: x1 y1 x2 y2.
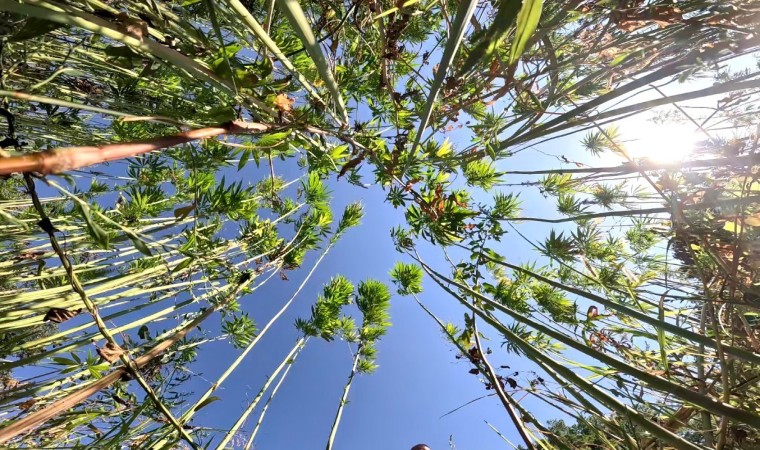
337 152 365 179
274 93 294 112
97 342 124 363
18 399 36 411
44 308 83 324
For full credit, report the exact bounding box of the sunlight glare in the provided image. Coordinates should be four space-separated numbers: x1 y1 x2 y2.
623 120 700 163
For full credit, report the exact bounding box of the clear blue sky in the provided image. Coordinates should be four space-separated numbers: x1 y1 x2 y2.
173 125 593 450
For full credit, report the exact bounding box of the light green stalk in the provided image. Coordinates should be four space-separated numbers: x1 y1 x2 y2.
214 337 306 450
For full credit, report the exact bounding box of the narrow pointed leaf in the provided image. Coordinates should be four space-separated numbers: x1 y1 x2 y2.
411 0 480 155
457 0 521 76
222 0 338 121
194 396 220 412
238 149 251 171
128 234 153 256
508 0 544 64
79 206 110 249
658 295 669 374
275 0 349 124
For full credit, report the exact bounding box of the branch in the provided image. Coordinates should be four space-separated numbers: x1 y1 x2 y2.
0 120 272 175
17 174 198 449
0 252 253 444
499 153 760 176
472 318 538 450
506 195 760 224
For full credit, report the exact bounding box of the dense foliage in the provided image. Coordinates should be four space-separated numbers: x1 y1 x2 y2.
1 0 760 448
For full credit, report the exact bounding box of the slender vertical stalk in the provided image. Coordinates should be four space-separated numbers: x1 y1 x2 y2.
0 278 252 444
215 337 306 450
325 342 362 450
20 175 197 449
472 318 537 450
178 236 340 426
243 340 303 450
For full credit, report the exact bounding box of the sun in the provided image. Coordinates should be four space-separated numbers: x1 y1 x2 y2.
621 119 700 164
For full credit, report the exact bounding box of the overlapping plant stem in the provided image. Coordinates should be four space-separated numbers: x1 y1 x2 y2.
1 0 760 449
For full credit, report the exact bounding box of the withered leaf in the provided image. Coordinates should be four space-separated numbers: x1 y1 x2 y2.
116 12 149 42
468 368 479 375
2 377 19 390
97 341 124 363
15 251 45 261
744 213 760 227
506 377 518 389
488 59 500 77
337 152 365 180
18 399 36 411
120 371 134 382
138 325 150 340
174 203 196 221
44 308 83 324
273 93 294 112
86 423 103 437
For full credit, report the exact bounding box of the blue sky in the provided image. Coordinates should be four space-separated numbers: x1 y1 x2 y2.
16 34 733 450
172 123 597 450
24 96 695 450
5 7 753 449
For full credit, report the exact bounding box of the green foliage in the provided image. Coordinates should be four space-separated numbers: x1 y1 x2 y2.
336 202 364 235
390 262 424 295
463 159 498 189
2 0 760 448
222 314 257 349
356 279 391 330
297 276 354 340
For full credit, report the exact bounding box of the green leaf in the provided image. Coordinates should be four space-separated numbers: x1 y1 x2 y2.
204 105 237 123
9 17 63 42
458 0 522 76
238 149 251 171
257 130 291 147
103 45 143 60
52 357 77 366
508 0 544 65
194 396 221 412
79 205 110 249
658 295 669 375
610 52 630 67
411 0 479 157
275 0 349 123
128 234 152 256
436 138 452 157
90 363 111 372
0 207 26 227
173 257 194 273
